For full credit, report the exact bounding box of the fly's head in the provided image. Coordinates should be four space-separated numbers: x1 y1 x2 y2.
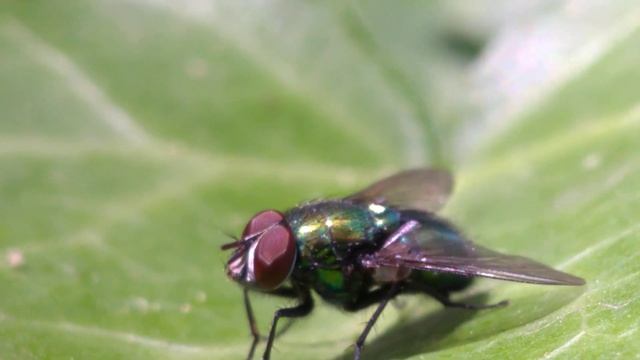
222 210 297 291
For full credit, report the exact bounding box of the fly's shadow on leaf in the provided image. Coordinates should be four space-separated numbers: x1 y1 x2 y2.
336 287 584 360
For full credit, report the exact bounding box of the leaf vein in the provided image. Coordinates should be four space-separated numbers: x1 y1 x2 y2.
3 314 214 354
2 18 152 145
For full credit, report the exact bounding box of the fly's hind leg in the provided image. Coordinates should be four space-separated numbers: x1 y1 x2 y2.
422 286 508 310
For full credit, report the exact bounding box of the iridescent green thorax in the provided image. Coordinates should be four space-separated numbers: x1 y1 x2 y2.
285 200 399 266
284 200 400 304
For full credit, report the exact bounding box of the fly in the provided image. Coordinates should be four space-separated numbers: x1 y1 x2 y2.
221 168 585 359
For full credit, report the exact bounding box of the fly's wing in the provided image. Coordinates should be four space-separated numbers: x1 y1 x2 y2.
346 168 453 213
362 220 585 286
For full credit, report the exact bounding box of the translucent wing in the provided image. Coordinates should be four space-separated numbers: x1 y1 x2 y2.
346 168 453 213
362 218 585 286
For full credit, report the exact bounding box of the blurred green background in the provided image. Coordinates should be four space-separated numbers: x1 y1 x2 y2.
1 1 639 359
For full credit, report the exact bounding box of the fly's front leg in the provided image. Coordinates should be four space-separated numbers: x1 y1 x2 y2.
263 288 313 360
243 289 260 360
244 287 299 359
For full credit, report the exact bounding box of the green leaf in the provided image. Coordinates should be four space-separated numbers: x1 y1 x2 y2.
1 1 639 359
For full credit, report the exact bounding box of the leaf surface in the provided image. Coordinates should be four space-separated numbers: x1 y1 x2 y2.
1 1 639 359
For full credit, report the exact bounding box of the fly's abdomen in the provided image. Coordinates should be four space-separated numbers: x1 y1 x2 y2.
410 271 473 292
400 210 475 292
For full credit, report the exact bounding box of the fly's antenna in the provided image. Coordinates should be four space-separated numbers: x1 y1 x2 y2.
220 230 264 251
221 240 243 250
220 233 241 251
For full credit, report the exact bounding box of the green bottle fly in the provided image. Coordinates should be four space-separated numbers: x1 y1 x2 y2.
222 168 585 360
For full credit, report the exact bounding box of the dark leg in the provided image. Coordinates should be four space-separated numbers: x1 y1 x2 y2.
263 289 313 360
265 286 304 340
422 287 508 310
243 287 304 355
352 283 400 360
243 289 260 360
265 318 295 340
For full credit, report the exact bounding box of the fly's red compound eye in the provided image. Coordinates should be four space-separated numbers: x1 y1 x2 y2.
243 210 285 238
252 223 296 290
226 209 296 290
